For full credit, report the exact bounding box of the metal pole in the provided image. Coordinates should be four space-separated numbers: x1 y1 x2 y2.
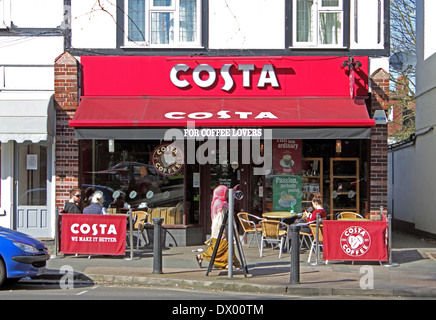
290 225 301 284
311 213 322 265
50 207 64 259
153 217 164 274
228 189 234 278
385 213 399 267
124 208 139 261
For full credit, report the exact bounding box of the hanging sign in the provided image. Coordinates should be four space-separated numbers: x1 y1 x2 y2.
273 139 302 175
272 175 302 212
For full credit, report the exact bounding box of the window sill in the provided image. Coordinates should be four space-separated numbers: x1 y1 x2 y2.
290 46 347 50
121 44 205 50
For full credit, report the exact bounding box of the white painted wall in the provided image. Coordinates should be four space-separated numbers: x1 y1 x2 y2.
208 0 285 49
389 0 436 235
350 0 386 50
71 0 118 49
0 0 63 236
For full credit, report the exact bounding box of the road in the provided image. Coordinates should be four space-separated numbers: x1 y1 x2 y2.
0 282 412 301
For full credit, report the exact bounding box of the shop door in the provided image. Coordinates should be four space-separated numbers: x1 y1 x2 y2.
15 144 51 238
200 143 250 238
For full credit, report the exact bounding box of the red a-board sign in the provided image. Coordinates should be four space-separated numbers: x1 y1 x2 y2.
323 220 388 262
61 214 127 256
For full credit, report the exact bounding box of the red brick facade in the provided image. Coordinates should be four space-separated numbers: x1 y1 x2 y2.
54 52 80 210
369 68 389 214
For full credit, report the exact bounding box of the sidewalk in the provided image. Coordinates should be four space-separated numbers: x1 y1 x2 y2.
33 230 436 298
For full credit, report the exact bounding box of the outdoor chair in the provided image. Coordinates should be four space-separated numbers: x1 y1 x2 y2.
308 223 327 264
237 212 264 252
133 210 149 249
260 220 289 259
337 212 364 220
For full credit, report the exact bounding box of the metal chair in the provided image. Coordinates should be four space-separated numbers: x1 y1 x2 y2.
260 220 289 259
237 212 264 251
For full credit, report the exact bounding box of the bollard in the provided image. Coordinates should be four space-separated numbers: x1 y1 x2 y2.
290 224 301 284
153 218 164 274
228 189 234 278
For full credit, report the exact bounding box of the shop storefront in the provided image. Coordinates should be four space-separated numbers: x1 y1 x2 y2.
65 55 379 245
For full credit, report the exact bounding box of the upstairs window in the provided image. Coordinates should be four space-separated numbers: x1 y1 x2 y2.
126 0 201 47
293 0 343 47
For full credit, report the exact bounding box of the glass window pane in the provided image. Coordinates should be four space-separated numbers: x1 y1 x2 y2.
296 0 314 42
18 145 47 206
153 0 172 7
128 0 146 42
179 0 197 43
322 0 339 7
80 140 185 224
319 12 342 44
151 12 174 44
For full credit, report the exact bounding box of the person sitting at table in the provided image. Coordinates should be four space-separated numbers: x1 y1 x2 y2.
300 194 326 233
63 188 82 213
83 191 107 215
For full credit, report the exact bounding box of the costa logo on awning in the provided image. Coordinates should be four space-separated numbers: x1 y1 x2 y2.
170 63 280 91
165 110 278 120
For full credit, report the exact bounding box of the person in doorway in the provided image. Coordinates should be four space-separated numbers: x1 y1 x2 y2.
196 185 240 269
83 191 107 215
63 188 82 213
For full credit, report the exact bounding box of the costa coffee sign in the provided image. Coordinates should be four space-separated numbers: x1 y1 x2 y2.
151 143 184 176
81 56 369 97
170 63 280 91
340 226 372 257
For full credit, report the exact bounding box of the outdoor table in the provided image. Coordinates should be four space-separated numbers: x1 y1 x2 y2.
337 218 371 221
262 211 298 219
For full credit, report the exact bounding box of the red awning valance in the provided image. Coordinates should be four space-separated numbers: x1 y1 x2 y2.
69 97 375 128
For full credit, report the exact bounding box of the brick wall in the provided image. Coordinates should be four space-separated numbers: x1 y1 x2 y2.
369 68 389 214
54 52 80 210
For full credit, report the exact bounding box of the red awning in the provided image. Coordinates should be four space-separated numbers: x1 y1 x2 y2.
69 97 375 128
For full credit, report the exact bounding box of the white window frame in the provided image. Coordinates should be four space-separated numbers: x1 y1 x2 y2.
292 0 344 48
124 0 202 48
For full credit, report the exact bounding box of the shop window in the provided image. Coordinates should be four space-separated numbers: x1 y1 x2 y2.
293 0 343 47
80 140 186 225
125 0 201 47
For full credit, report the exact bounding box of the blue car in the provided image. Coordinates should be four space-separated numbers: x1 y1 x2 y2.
0 227 50 287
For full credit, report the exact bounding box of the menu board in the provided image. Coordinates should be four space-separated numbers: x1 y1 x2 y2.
272 139 302 175
272 175 302 212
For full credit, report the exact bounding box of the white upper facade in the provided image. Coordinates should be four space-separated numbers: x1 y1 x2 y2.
0 0 64 92
67 0 388 53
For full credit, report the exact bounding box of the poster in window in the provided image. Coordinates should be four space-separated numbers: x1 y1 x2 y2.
272 139 302 175
272 175 302 212
27 154 38 170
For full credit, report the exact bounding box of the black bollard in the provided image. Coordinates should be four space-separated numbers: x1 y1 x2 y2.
290 224 301 284
152 218 164 274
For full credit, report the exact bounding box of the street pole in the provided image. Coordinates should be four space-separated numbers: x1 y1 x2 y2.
228 189 234 278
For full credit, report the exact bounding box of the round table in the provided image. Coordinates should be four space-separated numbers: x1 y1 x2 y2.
262 211 299 219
